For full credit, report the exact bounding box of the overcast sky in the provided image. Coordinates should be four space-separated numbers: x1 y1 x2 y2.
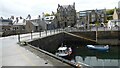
0 0 119 19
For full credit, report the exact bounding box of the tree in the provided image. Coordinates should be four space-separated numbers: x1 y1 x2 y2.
106 9 114 20
44 13 51 17
106 9 114 15
95 21 100 26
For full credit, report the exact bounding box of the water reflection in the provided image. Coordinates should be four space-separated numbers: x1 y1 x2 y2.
64 44 120 67
75 56 119 66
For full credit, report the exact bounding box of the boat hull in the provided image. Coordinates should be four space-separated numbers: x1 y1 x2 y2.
87 45 109 51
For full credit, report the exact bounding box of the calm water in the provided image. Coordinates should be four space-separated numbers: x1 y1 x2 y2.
64 44 120 67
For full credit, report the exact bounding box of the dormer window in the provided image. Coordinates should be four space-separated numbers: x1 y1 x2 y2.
50 17 53 19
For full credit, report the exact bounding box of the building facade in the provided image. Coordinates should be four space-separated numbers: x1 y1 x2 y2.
77 9 107 29
113 8 120 20
44 16 55 30
0 19 13 36
56 2 76 28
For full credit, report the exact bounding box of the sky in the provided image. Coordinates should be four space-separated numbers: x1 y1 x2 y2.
0 0 120 19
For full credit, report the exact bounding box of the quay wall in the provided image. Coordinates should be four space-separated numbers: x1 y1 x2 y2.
70 31 119 45
28 32 97 54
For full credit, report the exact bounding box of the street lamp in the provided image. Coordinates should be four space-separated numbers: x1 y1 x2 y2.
38 16 41 37
31 30 33 39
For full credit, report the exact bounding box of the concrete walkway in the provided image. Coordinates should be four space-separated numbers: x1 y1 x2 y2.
1 35 53 66
0 30 71 67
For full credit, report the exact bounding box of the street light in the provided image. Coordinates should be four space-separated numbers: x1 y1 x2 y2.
37 15 42 37
31 30 33 39
18 32 20 42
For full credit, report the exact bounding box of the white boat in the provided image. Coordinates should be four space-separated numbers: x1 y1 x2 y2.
56 46 72 57
87 45 109 51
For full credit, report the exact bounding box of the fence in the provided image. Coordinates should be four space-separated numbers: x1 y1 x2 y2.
18 28 64 42
69 26 119 32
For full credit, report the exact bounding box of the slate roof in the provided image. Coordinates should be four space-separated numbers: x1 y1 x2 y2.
13 18 26 26
0 19 12 26
62 5 73 8
31 21 39 26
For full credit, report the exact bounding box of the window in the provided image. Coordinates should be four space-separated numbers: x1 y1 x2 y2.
23 26 25 29
92 14 95 17
46 18 49 19
101 14 104 17
50 17 53 19
92 18 96 22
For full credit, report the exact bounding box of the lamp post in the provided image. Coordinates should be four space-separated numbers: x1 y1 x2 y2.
18 32 20 42
38 17 41 37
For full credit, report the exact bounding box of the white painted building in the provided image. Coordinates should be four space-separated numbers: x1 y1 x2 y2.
107 20 120 29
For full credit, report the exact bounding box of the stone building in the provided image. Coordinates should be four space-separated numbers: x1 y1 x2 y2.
44 16 55 30
90 9 107 23
77 9 107 29
56 2 76 28
0 19 13 36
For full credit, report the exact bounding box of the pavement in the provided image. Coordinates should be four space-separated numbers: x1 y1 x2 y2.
0 30 71 67
1 35 53 66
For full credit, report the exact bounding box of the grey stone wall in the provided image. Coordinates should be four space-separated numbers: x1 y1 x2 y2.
28 33 64 53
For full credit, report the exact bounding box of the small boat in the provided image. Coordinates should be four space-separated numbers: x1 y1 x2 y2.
87 45 109 51
56 45 72 57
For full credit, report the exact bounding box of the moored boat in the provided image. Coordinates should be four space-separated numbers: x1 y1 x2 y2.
87 45 109 51
56 45 72 57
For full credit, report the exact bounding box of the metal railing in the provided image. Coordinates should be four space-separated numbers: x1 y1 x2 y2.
18 26 119 43
18 28 64 42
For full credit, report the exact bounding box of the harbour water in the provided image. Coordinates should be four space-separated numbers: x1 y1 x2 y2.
62 43 120 68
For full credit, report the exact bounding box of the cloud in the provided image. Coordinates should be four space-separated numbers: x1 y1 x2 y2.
0 0 119 19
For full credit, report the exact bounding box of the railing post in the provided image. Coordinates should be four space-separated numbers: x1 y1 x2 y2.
104 27 105 31
54 29 55 34
50 29 52 34
45 29 47 36
18 32 20 42
59 28 60 32
90 26 91 31
31 31 32 39
39 30 41 37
